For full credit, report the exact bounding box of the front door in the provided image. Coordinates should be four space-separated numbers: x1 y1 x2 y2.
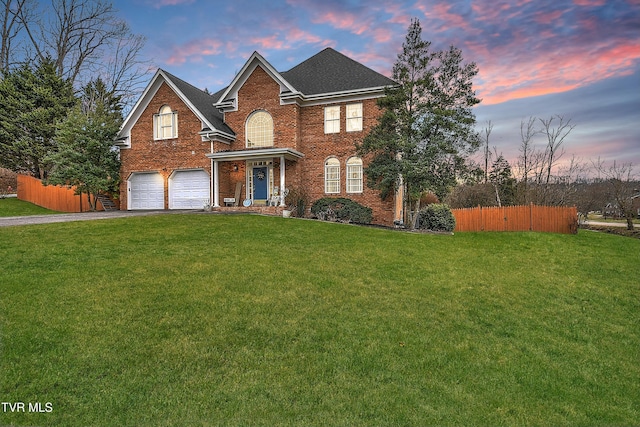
252 167 268 201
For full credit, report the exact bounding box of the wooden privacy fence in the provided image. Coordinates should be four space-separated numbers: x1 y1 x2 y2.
17 175 105 212
452 204 578 234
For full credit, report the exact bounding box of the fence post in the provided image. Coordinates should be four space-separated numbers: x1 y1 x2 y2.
529 202 533 231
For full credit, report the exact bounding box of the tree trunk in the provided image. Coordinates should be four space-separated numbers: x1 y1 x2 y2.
410 197 421 230
626 215 634 231
87 192 96 211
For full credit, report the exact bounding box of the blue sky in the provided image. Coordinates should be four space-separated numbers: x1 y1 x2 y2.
113 0 640 172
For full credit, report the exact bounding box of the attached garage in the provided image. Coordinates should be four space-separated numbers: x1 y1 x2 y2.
128 172 165 210
169 169 210 209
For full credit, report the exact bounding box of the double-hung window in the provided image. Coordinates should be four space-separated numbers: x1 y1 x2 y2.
324 158 340 193
346 157 363 193
154 105 177 140
346 103 363 132
324 106 340 134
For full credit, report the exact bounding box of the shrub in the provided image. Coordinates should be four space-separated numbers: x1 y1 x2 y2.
418 203 456 232
310 197 373 224
284 185 310 217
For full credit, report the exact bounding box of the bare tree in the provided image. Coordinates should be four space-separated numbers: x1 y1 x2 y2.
17 0 148 105
515 116 539 203
540 116 574 183
482 120 493 184
0 0 31 73
593 159 637 230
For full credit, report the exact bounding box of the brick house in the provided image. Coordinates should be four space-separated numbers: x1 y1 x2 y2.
116 48 400 225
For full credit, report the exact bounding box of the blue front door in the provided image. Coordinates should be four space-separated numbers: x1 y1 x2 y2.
252 167 268 200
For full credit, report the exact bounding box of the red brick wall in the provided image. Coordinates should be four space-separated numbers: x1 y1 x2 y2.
119 82 212 209
120 68 395 225
222 66 394 225
220 66 301 203
298 99 395 226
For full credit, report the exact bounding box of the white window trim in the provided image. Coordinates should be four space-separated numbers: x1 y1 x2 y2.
324 158 340 194
153 106 178 140
246 110 274 148
324 106 340 134
346 157 363 193
346 103 363 132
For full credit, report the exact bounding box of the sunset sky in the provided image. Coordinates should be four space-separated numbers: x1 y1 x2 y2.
113 0 640 172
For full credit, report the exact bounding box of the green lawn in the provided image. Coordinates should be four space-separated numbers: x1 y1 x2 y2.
1 215 638 426
0 197 59 216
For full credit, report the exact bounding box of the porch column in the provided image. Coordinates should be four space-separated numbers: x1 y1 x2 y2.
213 160 220 207
279 155 285 206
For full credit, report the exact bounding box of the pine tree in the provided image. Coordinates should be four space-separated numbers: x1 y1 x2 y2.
44 78 122 210
357 18 481 228
0 58 75 177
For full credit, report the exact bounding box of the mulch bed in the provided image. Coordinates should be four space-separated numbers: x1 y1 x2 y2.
582 225 640 239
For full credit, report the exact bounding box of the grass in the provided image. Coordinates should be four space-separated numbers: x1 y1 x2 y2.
1 214 638 426
0 198 59 216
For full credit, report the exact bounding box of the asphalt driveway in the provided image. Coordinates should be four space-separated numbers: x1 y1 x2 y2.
0 210 193 227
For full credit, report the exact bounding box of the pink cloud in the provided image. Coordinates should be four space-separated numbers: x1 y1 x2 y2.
312 11 371 36
151 0 195 8
475 38 640 104
287 27 328 46
250 35 286 51
533 9 564 24
573 0 606 6
165 38 223 65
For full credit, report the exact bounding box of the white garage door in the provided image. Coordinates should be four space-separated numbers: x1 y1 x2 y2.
169 169 210 209
129 172 164 210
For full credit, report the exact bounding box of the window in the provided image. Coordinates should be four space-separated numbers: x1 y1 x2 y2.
346 103 363 132
324 158 340 193
154 105 177 140
346 157 363 193
324 106 340 134
246 110 274 148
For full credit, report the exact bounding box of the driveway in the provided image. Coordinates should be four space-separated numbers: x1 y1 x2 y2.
585 220 640 228
0 210 194 227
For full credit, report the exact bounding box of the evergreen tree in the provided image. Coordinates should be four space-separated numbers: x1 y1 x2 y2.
489 155 517 206
357 18 481 227
45 78 122 210
0 58 75 177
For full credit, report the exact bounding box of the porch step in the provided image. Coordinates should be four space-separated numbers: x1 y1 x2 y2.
97 195 117 211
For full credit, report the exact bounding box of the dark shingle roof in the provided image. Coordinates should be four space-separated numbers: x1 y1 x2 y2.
281 48 396 96
161 69 235 136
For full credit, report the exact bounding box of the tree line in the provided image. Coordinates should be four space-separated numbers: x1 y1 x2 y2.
445 116 638 230
358 18 637 230
0 0 147 209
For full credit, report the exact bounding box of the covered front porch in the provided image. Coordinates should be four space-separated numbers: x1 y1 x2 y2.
206 148 304 208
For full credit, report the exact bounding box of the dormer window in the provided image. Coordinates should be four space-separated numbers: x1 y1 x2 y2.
154 105 177 140
246 110 274 148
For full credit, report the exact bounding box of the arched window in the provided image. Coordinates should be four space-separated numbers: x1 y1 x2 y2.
324 157 340 194
346 157 363 193
246 111 274 148
154 105 177 140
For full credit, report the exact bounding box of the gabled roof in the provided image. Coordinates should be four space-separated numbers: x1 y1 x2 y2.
215 47 396 110
161 70 234 136
116 69 235 147
281 48 396 96
214 51 299 111
117 48 396 146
